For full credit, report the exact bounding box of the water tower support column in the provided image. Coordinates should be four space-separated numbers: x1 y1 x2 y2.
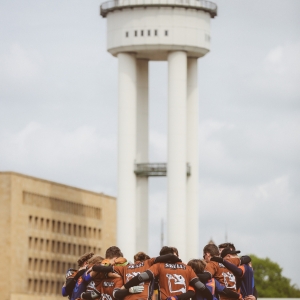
167 51 187 260
186 57 199 259
136 59 149 253
117 52 137 258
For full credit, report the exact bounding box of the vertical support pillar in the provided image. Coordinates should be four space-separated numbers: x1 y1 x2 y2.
136 59 149 253
167 51 187 261
186 57 199 260
117 52 137 259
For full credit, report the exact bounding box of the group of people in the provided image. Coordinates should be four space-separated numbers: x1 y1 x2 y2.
62 242 256 300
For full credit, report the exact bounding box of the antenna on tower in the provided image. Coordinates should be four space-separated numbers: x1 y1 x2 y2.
161 219 164 248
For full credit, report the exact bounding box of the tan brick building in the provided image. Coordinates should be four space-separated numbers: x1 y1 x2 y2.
0 172 116 300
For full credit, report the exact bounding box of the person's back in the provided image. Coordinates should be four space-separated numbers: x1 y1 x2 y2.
236 263 254 298
98 275 123 299
203 244 240 300
94 256 125 300
71 255 104 300
114 255 157 300
148 262 197 299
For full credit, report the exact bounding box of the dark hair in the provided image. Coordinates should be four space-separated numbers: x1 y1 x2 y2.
187 259 206 274
159 246 174 256
218 243 236 251
105 246 123 259
77 252 94 267
203 244 219 257
170 247 179 257
87 255 104 266
134 252 150 262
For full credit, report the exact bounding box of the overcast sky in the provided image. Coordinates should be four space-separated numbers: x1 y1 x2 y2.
1 0 299 287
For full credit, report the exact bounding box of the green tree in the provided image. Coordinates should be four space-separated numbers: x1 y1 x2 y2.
250 254 300 298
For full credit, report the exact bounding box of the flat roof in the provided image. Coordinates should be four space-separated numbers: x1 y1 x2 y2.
0 171 115 200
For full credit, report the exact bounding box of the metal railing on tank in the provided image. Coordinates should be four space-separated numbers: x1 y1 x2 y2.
134 163 191 177
100 0 217 18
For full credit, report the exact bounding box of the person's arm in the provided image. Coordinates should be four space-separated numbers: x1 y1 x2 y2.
190 277 213 300
154 254 182 264
123 270 154 289
64 269 86 295
61 285 68 297
197 272 211 283
90 264 114 278
221 288 241 299
113 286 144 299
92 265 113 273
210 257 243 278
166 290 195 300
190 278 213 300
240 256 251 265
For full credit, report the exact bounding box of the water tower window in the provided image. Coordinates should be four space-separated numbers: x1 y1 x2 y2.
125 31 129 37
148 30 151 36
135 30 137 37
165 30 168 36
154 30 158 36
141 30 144 36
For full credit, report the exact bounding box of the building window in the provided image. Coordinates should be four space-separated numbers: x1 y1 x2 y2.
154 30 158 36
135 30 137 37
148 30 151 36
125 31 128 37
141 30 144 36
165 30 168 36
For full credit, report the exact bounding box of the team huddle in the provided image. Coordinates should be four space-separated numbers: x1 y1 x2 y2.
62 242 256 300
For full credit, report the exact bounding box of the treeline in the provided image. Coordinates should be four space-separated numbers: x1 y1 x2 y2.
251 255 300 298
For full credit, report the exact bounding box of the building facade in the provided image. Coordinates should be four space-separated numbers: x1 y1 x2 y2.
0 172 116 300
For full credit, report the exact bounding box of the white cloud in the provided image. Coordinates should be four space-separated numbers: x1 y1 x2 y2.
265 46 283 64
254 42 300 100
0 122 117 193
0 43 43 83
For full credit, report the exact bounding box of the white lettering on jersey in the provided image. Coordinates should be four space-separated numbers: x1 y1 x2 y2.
166 274 186 293
222 272 236 289
102 294 113 300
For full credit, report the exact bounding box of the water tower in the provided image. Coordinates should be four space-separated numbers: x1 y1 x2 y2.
100 0 217 262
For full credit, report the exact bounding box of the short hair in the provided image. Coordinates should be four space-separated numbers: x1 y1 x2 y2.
203 244 219 257
170 247 179 257
159 246 174 256
218 243 236 251
77 252 94 267
187 259 206 274
105 246 123 259
134 252 150 262
87 255 104 266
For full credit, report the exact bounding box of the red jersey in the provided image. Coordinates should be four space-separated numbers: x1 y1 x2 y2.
205 258 240 300
114 258 156 300
147 262 198 300
96 277 123 300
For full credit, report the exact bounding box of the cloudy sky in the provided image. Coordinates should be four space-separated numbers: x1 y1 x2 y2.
1 0 299 287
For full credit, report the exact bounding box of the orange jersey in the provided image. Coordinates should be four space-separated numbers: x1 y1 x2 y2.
96 277 123 300
147 262 198 300
205 258 240 300
114 258 156 300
